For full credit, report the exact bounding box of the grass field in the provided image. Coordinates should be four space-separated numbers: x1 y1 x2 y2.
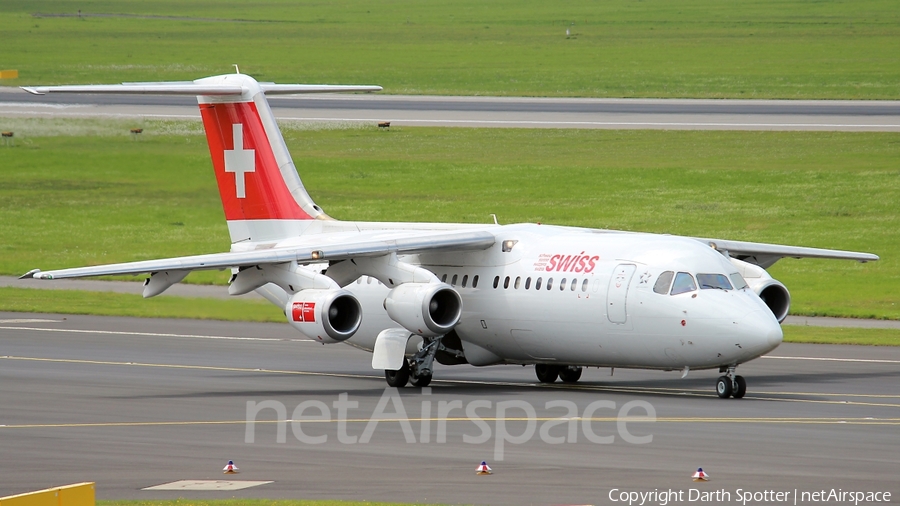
0 287 282 322
1 0 898 99
1 119 897 322
782 326 900 346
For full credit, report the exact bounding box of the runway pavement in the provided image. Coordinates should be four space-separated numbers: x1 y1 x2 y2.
2 87 899 131
1 312 898 504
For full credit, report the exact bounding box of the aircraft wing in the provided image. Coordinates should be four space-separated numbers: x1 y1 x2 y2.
21 230 495 280
693 237 879 268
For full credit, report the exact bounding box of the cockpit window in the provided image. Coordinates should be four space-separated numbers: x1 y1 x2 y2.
730 272 749 290
697 273 733 290
670 272 697 295
653 271 674 294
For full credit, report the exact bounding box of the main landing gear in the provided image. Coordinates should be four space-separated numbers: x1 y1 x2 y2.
535 364 583 384
385 359 410 387
385 357 434 387
384 336 446 388
716 365 747 399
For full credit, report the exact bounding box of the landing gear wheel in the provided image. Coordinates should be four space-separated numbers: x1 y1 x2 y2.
410 372 433 388
558 366 583 383
716 376 733 399
535 364 560 383
385 360 410 387
732 375 747 399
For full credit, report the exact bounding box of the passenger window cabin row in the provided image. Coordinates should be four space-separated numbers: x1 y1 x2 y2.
355 270 748 297
492 275 589 293
356 272 600 294
440 273 479 288
355 273 483 288
353 273 589 293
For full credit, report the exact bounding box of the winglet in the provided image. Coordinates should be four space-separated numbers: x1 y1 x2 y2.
20 87 43 95
19 269 41 279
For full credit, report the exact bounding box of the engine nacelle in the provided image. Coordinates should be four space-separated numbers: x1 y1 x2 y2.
384 282 462 337
285 289 362 343
748 278 791 323
730 257 791 323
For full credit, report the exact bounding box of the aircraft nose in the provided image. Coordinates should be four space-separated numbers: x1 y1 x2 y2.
740 309 783 354
767 321 784 348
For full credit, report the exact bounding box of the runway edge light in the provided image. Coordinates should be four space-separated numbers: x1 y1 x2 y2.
692 468 709 481
223 460 240 474
476 461 492 475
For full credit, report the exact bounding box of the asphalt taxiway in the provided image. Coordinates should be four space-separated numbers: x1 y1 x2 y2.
1 312 898 504
2 87 899 131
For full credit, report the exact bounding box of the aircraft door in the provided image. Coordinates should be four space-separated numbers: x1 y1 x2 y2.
607 264 636 324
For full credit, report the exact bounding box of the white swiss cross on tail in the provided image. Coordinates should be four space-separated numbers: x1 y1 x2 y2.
224 123 255 199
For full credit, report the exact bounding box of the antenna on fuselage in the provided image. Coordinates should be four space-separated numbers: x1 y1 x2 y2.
233 64 240 74
490 214 499 225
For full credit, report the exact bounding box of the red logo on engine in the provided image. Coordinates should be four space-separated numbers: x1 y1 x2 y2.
292 302 316 323
533 251 600 273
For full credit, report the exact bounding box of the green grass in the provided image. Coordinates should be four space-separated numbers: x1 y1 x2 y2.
1 120 897 321
1 0 898 99
0 287 283 322
782 326 900 346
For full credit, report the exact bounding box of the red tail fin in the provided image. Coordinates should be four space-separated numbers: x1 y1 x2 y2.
200 101 312 222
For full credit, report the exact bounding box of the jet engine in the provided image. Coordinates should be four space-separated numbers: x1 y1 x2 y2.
285 289 362 343
730 258 791 323
747 278 791 323
384 282 462 337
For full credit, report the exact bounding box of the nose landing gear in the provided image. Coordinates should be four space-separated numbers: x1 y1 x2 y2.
716 365 746 399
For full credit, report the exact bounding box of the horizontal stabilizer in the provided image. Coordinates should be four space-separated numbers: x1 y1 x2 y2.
22 81 381 96
21 84 244 96
260 84 383 95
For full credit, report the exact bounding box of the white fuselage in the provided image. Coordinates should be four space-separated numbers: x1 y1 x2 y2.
338 223 783 371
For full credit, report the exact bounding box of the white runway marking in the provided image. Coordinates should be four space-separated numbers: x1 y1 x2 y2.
0 318 63 323
0 110 200 119
2 109 897 130
277 116 900 130
0 325 310 342
142 480 273 491
0 102 72 109
763 355 900 364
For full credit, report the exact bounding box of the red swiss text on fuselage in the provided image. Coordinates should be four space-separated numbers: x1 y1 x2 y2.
533 252 600 273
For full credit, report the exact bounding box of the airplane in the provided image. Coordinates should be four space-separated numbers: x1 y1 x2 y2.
20 72 879 399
